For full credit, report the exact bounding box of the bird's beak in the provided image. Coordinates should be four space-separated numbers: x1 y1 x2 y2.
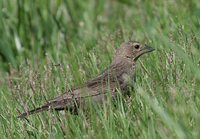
141 45 155 53
134 45 155 61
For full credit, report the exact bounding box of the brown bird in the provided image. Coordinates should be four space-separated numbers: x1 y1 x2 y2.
18 41 154 118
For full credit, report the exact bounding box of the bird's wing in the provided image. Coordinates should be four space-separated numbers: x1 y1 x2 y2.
18 78 119 119
87 61 128 87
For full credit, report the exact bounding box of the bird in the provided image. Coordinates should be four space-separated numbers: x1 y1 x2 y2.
18 41 155 118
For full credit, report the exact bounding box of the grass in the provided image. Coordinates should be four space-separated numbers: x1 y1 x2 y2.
1 0 200 138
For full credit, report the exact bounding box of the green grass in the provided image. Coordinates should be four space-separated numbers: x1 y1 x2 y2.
1 0 200 138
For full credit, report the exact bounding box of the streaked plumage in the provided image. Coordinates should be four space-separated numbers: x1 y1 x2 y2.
18 41 154 118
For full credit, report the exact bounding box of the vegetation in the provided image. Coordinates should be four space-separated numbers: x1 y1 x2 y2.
0 0 200 138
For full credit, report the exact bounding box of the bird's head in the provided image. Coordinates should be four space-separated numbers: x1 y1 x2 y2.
113 41 155 63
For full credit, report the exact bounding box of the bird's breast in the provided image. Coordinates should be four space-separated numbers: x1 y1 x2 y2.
120 64 136 85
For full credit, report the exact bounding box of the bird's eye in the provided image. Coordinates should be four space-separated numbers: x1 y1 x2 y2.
134 44 140 49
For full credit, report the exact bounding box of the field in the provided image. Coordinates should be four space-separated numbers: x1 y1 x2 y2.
1 0 200 138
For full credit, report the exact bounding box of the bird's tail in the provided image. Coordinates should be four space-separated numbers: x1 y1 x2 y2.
17 104 50 119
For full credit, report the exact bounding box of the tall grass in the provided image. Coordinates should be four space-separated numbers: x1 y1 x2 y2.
0 0 200 138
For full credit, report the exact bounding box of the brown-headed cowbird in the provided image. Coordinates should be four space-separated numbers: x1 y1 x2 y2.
18 41 154 118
